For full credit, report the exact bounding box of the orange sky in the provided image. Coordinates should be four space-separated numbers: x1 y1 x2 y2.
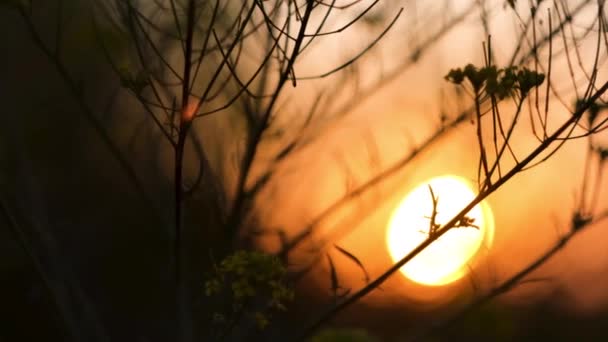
243 0 608 316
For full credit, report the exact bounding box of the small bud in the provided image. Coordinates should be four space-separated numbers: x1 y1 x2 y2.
445 68 465 84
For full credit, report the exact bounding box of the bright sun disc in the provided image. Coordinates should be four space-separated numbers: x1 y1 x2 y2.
386 175 494 286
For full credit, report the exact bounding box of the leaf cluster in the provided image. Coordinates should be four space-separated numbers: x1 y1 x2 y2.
204 250 294 330
445 64 545 99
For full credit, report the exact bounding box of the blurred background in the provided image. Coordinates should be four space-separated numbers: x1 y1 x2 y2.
1 0 608 341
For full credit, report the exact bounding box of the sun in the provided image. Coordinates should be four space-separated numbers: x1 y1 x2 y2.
386 175 494 286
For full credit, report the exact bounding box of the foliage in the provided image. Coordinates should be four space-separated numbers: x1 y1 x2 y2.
445 64 545 99
204 250 294 331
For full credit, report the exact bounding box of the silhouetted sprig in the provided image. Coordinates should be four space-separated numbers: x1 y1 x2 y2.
445 64 545 99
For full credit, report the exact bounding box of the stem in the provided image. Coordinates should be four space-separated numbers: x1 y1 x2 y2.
174 129 190 340
475 90 490 187
486 98 526 183
175 1 196 341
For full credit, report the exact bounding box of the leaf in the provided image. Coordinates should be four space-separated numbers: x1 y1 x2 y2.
334 244 370 283
326 254 340 299
275 141 297 161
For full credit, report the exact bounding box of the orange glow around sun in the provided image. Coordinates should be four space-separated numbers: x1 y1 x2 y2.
386 175 494 286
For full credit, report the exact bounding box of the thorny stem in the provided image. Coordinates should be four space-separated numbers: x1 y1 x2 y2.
427 185 440 237
299 80 608 339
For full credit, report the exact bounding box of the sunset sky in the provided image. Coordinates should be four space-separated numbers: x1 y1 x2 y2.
2 0 608 341
250 0 608 319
